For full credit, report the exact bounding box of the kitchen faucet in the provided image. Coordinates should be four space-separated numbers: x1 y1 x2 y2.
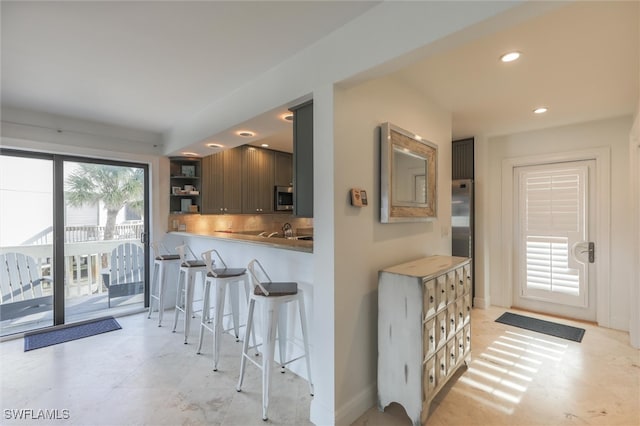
282 223 293 238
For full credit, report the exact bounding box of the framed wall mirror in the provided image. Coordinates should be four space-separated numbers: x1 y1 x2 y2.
380 122 437 223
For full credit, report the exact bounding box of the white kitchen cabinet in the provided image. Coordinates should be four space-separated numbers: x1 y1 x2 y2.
378 255 472 425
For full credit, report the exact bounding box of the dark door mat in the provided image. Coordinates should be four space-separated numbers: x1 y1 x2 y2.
24 316 122 351
495 312 585 343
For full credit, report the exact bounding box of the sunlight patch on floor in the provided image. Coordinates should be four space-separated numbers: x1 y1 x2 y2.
457 329 568 415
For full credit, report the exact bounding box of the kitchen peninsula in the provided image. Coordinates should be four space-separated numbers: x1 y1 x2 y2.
163 212 315 383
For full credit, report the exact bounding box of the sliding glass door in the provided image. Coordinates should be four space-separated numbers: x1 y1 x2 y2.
63 160 147 323
0 153 55 334
0 150 149 336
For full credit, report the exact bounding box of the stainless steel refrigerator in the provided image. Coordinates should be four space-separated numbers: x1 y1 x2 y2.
452 179 474 297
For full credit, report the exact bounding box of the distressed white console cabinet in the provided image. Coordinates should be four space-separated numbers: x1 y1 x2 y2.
378 256 472 425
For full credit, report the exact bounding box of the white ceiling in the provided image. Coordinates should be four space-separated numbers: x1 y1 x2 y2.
1 1 638 154
399 0 639 140
1 0 378 136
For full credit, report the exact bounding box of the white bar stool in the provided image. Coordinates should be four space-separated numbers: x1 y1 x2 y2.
196 249 254 370
236 259 313 421
172 244 207 344
148 242 181 327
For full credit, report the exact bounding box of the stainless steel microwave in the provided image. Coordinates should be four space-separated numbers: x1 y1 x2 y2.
275 186 293 211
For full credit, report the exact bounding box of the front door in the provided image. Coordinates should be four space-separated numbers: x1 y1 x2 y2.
513 160 596 321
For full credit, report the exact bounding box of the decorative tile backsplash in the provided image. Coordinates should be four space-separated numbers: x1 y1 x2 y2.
168 213 313 236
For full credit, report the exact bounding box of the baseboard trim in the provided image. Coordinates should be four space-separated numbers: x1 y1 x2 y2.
473 297 489 309
310 398 334 426
335 383 376 425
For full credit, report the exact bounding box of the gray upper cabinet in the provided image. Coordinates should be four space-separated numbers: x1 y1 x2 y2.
291 100 313 218
201 147 242 214
201 145 292 215
274 151 293 187
242 146 274 214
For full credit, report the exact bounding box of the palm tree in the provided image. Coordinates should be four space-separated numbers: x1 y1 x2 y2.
65 164 143 241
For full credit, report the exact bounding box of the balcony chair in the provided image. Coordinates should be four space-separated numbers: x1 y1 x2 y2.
102 242 145 308
0 252 53 321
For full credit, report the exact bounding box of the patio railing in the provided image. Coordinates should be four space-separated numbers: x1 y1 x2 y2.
0 239 143 298
22 223 144 245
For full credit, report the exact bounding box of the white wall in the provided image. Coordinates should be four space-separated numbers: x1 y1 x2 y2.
0 109 169 245
329 74 451 424
483 116 634 331
164 1 527 155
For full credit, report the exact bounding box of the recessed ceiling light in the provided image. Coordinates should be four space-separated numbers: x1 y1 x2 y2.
261 143 269 148
182 152 199 157
206 143 223 149
500 51 521 63
281 113 294 122
237 130 255 138
533 107 548 114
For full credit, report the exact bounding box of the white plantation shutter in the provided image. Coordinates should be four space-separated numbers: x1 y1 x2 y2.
517 164 588 307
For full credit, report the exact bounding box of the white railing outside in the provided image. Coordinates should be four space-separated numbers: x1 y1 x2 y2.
0 239 143 298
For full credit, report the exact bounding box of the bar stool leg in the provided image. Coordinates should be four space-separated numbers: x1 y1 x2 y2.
228 283 240 341
196 280 211 355
237 298 256 392
212 281 227 371
297 293 314 396
277 308 288 373
242 279 259 354
148 261 160 319
172 269 186 333
261 300 279 421
157 262 168 326
184 271 195 344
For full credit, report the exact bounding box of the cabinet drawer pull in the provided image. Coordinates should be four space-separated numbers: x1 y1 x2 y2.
429 375 434 383
430 295 434 303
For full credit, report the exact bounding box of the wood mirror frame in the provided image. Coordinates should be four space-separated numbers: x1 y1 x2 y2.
380 122 437 223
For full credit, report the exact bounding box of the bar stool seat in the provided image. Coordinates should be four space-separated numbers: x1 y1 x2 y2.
148 242 181 327
236 259 313 421
172 244 207 344
196 249 254 371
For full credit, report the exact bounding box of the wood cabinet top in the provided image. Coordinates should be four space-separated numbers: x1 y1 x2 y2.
381 255 469 279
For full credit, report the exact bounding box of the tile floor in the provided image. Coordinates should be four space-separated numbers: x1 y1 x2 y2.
0 312 312 426
354 307 640 426
1 307 638 426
